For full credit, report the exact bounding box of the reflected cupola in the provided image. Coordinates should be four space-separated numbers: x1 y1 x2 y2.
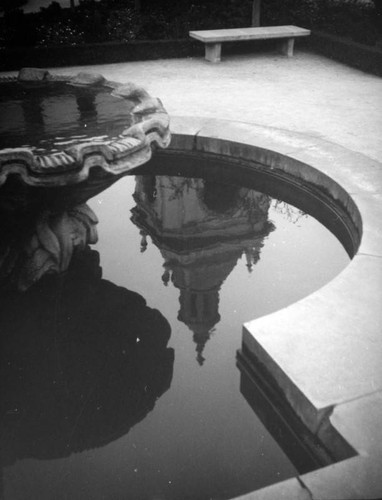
131 173 274 364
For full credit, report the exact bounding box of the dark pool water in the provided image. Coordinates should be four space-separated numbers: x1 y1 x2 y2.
0 161 349 500
0 81 134 154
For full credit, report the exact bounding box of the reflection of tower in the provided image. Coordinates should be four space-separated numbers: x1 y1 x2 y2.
131 174 274 365
21 93 45 144
171 257 222 366
76 90 97 130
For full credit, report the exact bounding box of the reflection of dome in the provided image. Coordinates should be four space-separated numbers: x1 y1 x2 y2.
0 248 174 466
131 174 274 364
132 175 272 242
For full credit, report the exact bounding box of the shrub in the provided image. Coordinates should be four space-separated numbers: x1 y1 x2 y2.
106 7 140 42
0 9 38 47
262 0 378 45
36 20 85 46
39 0 62 18
315 0 377 44
137 11 172 40
79 7 108 42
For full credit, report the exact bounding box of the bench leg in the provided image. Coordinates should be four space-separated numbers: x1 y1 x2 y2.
205 43 221 63
280 38 295 57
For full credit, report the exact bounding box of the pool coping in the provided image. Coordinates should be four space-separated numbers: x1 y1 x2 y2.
168 116 382 500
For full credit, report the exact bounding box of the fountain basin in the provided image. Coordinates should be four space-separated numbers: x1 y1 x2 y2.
0 68 170 187
0 142 353 499
0 68 381 498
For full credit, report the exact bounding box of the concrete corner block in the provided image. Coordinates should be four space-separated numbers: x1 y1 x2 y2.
328 392 382 457
243 255 382 425
301 455 382 500
242 326 333 434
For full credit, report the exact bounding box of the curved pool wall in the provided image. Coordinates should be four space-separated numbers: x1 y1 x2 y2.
166 116 382 500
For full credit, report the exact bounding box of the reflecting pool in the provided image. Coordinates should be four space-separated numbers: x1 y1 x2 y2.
0 155 350 500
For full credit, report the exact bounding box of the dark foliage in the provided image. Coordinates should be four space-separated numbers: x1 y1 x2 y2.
0 0 380 49
0 0 27 12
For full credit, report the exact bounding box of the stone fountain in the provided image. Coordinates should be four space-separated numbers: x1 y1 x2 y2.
0 67 170 187
0 67 171 290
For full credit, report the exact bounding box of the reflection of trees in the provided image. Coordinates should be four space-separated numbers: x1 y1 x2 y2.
131 174 274 365
272 199 307 225
0 248 173 467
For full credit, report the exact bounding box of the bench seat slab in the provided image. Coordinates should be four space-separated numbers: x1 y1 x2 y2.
189 25 310 44
189 25 310 62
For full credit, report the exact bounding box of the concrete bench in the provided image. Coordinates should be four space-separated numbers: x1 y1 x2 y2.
189 25 310 63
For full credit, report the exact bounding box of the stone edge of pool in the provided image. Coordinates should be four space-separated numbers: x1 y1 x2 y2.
168 116 382 500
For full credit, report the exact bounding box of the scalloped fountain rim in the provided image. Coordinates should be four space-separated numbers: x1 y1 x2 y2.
0 68 171 186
